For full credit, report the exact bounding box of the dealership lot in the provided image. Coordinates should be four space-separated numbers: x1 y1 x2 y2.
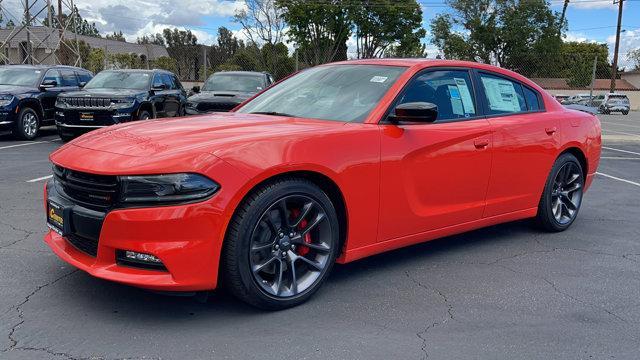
1 114 639 359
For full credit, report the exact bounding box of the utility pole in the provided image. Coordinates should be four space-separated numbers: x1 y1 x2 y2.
610 0 624 94
25 0 31 64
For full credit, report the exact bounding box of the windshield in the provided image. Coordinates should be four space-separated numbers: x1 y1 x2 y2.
0 68 42 87
237 64 407 122
85 71 150 90
203 74 265 92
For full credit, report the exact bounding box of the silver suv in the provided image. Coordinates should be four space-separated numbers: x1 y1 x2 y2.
599 93 630 115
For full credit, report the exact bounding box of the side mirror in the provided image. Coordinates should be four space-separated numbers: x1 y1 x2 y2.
79 81 87 88
40 79 57 90
390 102 438 123
191 85 200 94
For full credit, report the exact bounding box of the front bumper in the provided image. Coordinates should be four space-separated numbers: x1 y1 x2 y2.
0 109 18 131
44 180 227 292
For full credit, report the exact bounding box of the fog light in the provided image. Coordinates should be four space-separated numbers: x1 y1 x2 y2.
116 250 167 271
125 250 162 263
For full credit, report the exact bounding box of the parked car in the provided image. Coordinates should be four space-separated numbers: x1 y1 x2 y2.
44 59 601 310
55 69 187 141
0 65 92 140
599 93 630 115
565 93 592 105
185 71 274 114
553 94 570 104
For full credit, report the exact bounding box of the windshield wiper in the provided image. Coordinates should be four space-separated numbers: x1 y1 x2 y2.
249 111 295 117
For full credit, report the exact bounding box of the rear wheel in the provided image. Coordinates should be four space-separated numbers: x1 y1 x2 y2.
222 178 340 310
536 153 584 232
622 110 629 115
13 107 39 140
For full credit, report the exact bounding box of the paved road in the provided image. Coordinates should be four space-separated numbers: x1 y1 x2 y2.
0 116 639 360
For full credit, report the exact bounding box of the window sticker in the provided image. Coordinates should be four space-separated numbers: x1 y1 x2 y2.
370 76 388 83
448 85 464 115
454 78 475 115
481 77 520 112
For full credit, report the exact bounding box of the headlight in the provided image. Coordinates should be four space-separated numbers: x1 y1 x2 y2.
0 94 15 107
110 99 136 109
119 173 219 205
55 97 67 109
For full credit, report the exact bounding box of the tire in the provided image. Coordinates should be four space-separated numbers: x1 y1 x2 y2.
12 107 40 140
138 109 152 120
622 111 629 115
222 177 340 310
536 153 585 232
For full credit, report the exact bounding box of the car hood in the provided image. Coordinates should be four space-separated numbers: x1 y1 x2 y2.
51 112 346 173
60 88 145 98
0 84 36 95
188 91 253 103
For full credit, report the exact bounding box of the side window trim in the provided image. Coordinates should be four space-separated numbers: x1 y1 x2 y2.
474 69 546 118
381 67 485 125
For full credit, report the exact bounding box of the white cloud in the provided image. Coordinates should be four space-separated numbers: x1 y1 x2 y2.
567 0 617 10
607 29 640 70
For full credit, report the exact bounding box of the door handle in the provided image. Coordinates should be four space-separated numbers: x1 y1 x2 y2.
474 139 490 149
545 127 557 135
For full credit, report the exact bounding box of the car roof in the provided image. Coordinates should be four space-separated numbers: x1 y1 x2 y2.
212 71 267 77
0 64 88 71
101 68 173 75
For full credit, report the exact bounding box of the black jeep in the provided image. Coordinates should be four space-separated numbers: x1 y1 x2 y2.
55 69 187 141
0 65 93 140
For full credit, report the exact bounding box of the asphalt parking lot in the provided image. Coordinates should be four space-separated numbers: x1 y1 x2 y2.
1 114 639 360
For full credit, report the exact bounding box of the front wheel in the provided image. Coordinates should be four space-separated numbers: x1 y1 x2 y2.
138 109 152 120
536 153 584 232
13 107 40 140
222 178 340 310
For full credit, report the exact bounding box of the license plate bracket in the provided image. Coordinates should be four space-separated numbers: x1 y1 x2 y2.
47 200 70 236
79 112 94 121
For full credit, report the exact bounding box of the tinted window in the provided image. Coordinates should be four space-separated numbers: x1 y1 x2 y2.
479 73 526 115
237 65 407 122
203 73 266 92
85 71 151 90
172 75 183 90
396 70 477 122
523 86 542 111
42 69 61 87
161 74 176 89
60 69 78 87
77 71 92 84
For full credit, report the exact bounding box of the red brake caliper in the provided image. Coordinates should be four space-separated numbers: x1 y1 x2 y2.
290 209 312 256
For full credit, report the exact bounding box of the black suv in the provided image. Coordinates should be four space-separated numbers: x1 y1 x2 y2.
0 65 93 140
55 69 187 141
186 71 274 114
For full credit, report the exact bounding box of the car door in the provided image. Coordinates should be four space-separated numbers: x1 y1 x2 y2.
378 68 493 241
39 69 64 121
150 73 167 118
475 71 560 217
164 74 181 116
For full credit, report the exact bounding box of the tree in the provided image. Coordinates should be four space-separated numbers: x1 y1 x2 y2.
234 0 286 46
137 34 165 46
162 28 200 80
430 0 563 69
628 48 640 71
277 0 351 66
106 31 126 42
43 5 100 37
349 0 425 59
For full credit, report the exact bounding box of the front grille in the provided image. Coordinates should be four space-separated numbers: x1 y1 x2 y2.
67 233 99 257
197 101 237 112
63 97 111 109
53 165 119 210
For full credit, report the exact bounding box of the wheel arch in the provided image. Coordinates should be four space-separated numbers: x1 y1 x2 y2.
227 169 349 257
137 101 155 118
558 146 588 179
17 98 44 119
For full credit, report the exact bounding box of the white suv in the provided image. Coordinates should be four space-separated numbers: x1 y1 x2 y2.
599 93 630 115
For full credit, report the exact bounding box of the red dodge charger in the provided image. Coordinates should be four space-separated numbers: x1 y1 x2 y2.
44 59 601 309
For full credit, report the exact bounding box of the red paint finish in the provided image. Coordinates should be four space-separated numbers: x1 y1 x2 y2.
45 59 601 291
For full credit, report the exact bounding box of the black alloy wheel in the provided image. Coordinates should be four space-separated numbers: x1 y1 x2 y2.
536 153 584 231
222 178 340 310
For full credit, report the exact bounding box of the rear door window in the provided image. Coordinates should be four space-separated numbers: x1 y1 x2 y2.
478 73 526 115
522 86 542 111
42 69 61 87
161 74 176 89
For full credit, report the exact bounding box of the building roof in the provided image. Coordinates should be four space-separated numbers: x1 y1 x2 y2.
0 26 168 59
531 77 638 91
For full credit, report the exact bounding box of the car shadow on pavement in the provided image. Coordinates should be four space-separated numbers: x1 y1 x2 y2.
46 219 538 321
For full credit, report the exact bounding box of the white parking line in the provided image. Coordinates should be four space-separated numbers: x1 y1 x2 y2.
601 121 640 130
602 129 640 137
0 138 59 150
601 156 640 160
26 175 53 183
602 146 640 156
597 172 640 188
